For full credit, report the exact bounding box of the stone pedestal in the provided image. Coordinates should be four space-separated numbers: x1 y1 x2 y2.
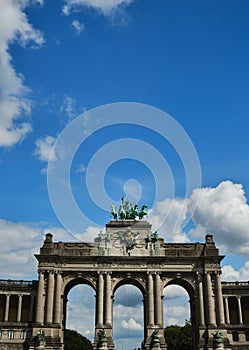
98 340 108 350
35 340 46 350
151 339 161 350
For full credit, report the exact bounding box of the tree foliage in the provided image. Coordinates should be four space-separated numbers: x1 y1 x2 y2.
164 320 192 350
64 329 93 350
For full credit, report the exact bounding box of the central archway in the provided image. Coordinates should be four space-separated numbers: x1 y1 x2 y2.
113 284 144 350
113 276 146 350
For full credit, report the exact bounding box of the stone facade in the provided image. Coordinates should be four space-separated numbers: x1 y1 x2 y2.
0 220 248 350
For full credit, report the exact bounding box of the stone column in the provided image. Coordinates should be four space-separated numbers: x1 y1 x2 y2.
237 297 243 324
54 273 63 324
46 272 55 324
4 294 10 322
105 272 112 326
155 273 163 326
29 294 35 322
224 297 230 324
197 275 205 326
205 272 216 326
97 273 104 326
17 294 23 322
161 295 164 328
36 271 45 324
147 273 154 326
215 272 225 326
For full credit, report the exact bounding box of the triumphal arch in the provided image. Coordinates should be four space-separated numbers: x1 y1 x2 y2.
1 199 249 350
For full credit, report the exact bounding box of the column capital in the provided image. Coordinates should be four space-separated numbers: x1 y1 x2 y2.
196 272 203 281
101 270 113 275
204 270 212 275
214 270 222 276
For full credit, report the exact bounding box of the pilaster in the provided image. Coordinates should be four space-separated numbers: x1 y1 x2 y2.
36 271 45 324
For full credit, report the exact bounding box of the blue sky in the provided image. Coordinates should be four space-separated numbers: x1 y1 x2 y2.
1 0 249 348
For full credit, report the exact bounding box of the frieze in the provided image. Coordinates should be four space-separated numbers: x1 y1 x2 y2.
205 263 220 268
62 274 97 289
93 263 117 268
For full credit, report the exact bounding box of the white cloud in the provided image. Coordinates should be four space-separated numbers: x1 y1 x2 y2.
147 181 249 257
189 181 249 255
0 218 100 279
60 95 77 120
34 135 57 162
0 219 43 278
163 304 190 327
60 95 86 121
0 0 44 147
148 198 190 242
222 261 249 281
72 20 85 34
163 285 188 299
121 318 143 331
62 0 134 16
114 303 142 320
75 225 103 242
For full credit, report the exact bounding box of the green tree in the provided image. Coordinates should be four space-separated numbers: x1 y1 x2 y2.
64 329 93 350
164 320 192 350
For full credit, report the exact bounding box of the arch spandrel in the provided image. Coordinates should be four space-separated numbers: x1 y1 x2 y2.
63 275 97 297
112 275 146 297
163 276 196 299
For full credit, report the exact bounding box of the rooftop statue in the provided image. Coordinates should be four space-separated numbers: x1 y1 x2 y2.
110 197 148 221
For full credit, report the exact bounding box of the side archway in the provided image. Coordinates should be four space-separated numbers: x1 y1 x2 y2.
63 277 96 342
163 277 197 348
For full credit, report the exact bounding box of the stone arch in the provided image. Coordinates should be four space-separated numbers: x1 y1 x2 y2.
163 277 198 348
113 276 145 297
62 276 96 336
63 276 96 298
164 276 196 297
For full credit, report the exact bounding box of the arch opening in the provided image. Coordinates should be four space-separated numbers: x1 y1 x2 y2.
163 281 196 349
113 284 144 350
66 284 95 342
163 284 190 326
